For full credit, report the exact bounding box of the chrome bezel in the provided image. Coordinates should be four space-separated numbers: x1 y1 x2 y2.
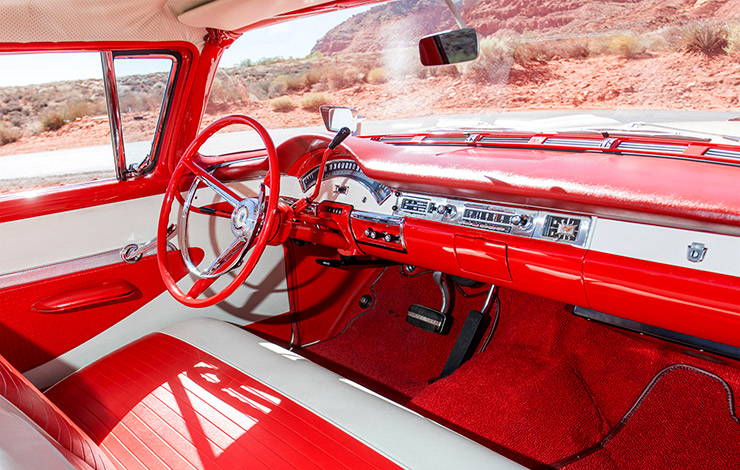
393 191 593 247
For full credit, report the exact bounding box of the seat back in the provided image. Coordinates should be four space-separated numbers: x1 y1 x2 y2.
0 355 114 470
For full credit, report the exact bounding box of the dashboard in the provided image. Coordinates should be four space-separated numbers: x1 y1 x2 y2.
276 148 740 351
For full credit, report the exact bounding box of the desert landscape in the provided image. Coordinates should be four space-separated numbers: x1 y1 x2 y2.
0 0 738 158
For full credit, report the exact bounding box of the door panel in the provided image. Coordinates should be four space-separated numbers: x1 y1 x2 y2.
0 251 193 371
0 192 290 386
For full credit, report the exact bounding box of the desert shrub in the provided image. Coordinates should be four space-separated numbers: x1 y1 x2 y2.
679 23 728 55
513 36 590 65
305 67 324 87
268 76 289 97
436 64 461 77
326 67 363 90
366 67 387 84
0 124 20 145
285 74 308 91
63 100 105 121
462 35 514 83
607 34 646 59
729 24 740 53
270 97 296 112
300 93 331 111
40 111 65 131
555 38 591 59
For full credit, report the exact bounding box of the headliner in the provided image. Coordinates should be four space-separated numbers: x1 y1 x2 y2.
0 0 382 49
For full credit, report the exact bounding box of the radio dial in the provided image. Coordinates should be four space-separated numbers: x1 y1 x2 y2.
511 214 529 226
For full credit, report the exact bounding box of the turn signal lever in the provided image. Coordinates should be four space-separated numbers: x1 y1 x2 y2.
292 127 352 214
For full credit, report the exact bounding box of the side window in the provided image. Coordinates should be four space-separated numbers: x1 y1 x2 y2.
0 51 175 196
113 56 174 173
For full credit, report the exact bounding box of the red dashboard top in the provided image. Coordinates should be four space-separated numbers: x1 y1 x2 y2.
333 136 740 232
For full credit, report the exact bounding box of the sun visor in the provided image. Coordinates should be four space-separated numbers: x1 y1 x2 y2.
174 0 330 31
0 0 207 48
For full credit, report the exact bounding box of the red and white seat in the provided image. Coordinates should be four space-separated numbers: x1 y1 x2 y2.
0 318 519 469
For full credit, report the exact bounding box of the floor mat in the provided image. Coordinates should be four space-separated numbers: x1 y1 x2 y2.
558 365 740 469
303 268 740 467
304 267 491 398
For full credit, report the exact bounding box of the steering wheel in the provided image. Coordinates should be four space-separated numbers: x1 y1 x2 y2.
157 115 280 307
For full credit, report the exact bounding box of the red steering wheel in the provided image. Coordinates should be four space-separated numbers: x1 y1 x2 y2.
157 115 280 307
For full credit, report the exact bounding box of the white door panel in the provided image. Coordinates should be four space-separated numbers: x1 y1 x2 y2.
0 195 163 276
4 192 289 387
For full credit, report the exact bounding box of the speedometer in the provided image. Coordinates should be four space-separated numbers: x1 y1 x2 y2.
299 159 392 204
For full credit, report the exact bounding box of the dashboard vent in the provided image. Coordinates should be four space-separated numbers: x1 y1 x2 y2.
617 142 687 154
479 136 531 144
379 137 414 143
422 136 470 143
704 148 740 160
544 137 602 148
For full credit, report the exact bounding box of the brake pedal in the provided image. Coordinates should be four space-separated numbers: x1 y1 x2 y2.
407 304 449 334
406 271 451 335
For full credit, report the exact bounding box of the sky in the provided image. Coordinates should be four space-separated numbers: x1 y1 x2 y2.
0 5 373 88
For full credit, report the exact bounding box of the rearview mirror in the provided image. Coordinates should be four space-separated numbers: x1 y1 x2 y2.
419 28 478 66
320 105 360 135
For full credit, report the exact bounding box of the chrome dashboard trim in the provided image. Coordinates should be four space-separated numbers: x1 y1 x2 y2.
392 191 594 247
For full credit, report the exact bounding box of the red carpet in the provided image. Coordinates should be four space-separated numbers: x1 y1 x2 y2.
304 267 740 467
560 365 740 469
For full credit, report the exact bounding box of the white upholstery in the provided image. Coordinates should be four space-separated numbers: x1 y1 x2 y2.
0 0 206 47
0 396 74 470
162 318 523 470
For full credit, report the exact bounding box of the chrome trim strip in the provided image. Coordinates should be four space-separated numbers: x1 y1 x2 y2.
0 250 124 290
392 191 593 247
121 53 177 176
617 142 687 153
705 148 740 160
350 211 403 225
101 51 127 181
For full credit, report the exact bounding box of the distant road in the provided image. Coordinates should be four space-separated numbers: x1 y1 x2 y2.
0 110 737 184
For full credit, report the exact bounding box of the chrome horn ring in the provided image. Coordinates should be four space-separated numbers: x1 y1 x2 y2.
178 173 265 280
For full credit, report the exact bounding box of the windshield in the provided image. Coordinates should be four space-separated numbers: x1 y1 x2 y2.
203 0 740 149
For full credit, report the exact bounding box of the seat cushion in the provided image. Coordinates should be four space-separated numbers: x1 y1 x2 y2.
0 353 114 470
47 318 519 470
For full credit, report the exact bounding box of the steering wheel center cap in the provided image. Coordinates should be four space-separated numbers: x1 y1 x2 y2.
231 199 259 238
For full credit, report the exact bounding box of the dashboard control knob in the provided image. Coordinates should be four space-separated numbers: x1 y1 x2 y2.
444 204 457 217
511 214 529 226
365 228 378 239
383 233 396 243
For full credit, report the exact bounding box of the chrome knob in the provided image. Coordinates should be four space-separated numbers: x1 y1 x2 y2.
511 214 529 226
365 228 378 239
383 233 395 243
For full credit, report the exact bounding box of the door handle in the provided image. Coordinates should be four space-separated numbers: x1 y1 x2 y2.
120 224 176 263
32 280 138 313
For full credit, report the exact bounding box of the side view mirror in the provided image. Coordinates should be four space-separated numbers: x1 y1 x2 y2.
419 27 478 66
320 105 361 135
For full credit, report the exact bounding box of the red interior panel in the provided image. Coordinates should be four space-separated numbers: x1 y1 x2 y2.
583 251 740 347
453 235 510 281
0 250 200 372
